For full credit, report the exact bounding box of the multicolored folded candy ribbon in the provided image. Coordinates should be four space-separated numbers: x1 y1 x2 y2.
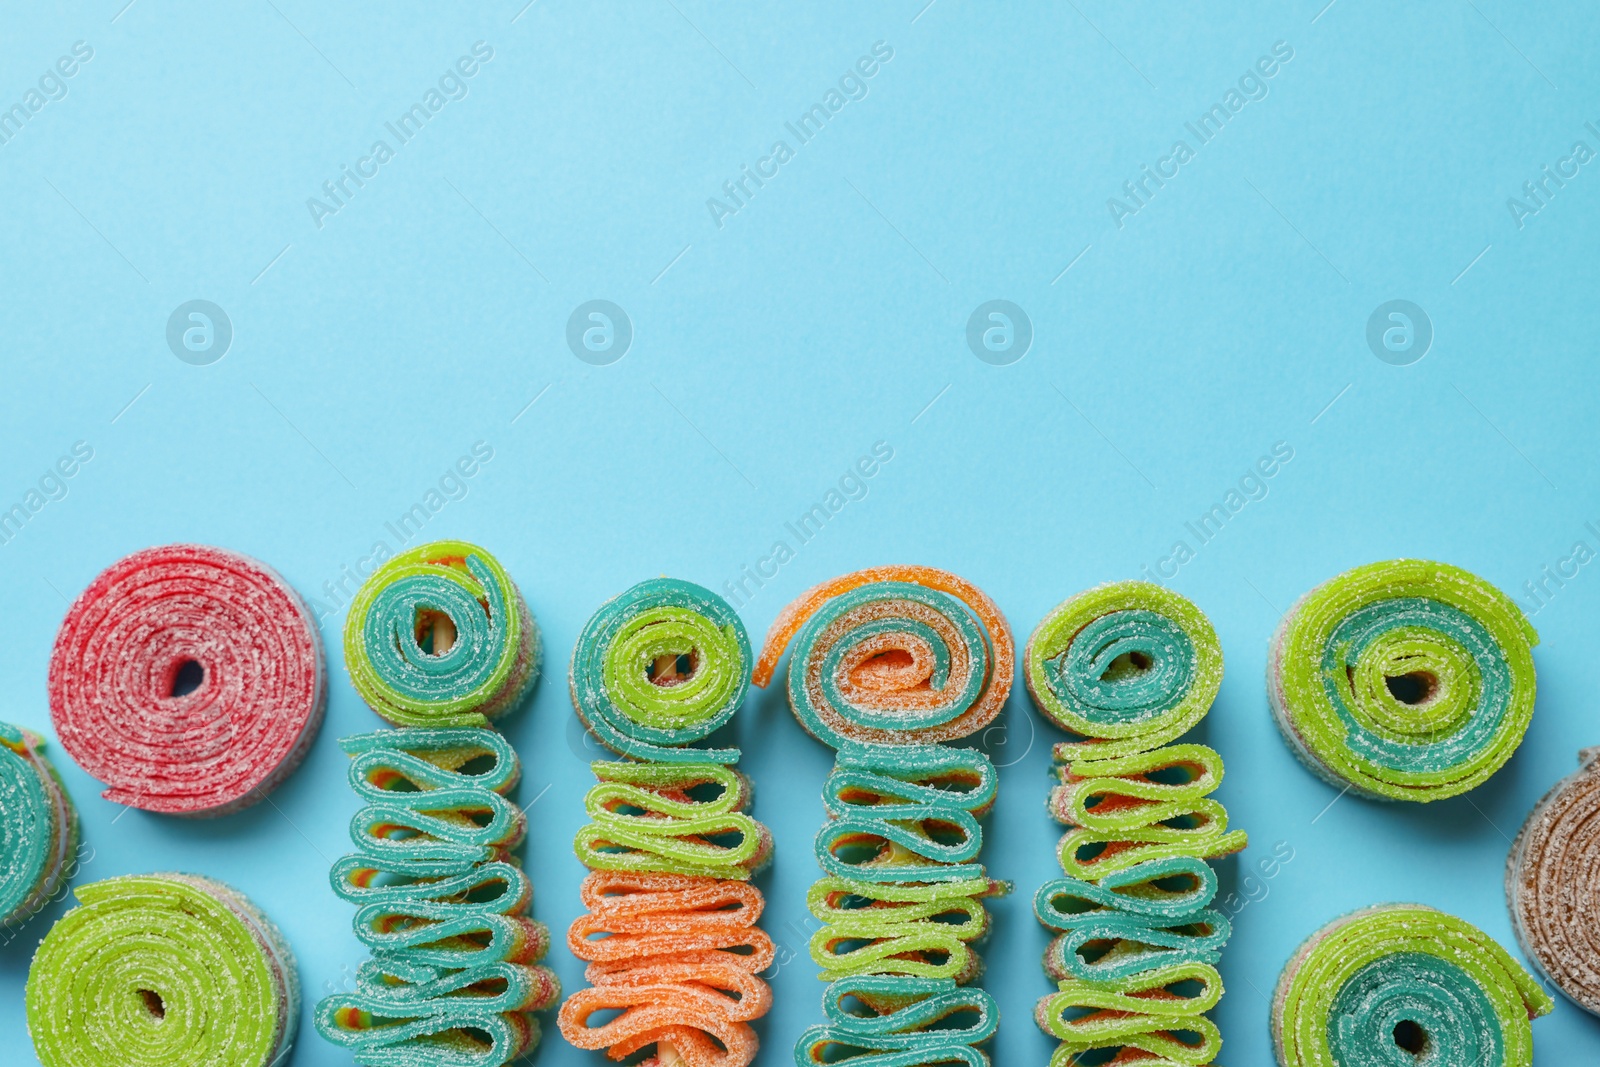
1268 559 1538 802
344 541 539 728
1508 746 1600 1014
756 565 1011 1067
1272 903 1553 1067
315 727 560 1067
1 723 78 927
48 543 325 815
27 873 298 1067
560 578 774 1067
1024 581 1244 1066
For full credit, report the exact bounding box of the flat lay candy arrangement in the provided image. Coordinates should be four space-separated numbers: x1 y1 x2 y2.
2 544 1594 1067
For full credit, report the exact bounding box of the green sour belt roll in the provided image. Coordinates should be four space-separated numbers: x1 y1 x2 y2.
26 873 297 1067
1025 581 1222 760
1272 904 1553 1067
1268 559 1538 802
1 723 78 927
345 541 540 728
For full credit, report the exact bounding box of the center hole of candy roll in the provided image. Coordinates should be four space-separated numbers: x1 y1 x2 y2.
1384 671 1436 706
1392 1020 1428 1057
168 659 204 698
1101 650 1153 682
647 652 697 686
416 610 457 655
137 988 165 1020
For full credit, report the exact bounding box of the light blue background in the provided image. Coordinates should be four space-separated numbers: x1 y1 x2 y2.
4 1 1600 1063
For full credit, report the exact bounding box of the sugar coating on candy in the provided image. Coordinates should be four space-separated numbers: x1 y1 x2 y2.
563 580 773 1067
48 543 325 815
345 541 540 729
1026 581 1222 759
1051 744 1247 880
1268 558 1538 802
559 871 772 1067
793 975 999 1067
753 566 1013 747
0 723 78 927
26 872 298 1067
1507 746 1600 1014
570 577 751 763
315 728 560 1067
1024 583 1243 1066
1272 903 1553 1067
761 569 1011 1065
576 761 772 879
1035 961 1223 1067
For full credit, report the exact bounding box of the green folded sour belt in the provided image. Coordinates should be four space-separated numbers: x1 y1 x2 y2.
575 761 771 878
1269 559 1538 802
569 578 751 764
1272 904 1553 1067
1037 961 1223 1067
1026 582 1222 759
27 873 297 1067
1 723 77 927
345 541 539 728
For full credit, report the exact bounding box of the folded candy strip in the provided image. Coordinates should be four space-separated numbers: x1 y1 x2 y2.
1507 746 1600 1014
27 873 298 1067
1036 961 1223 1067
1025 582 1243 1067
793 975 999 1067
1268 559 1538 802
344 541 539 729
315 728 559 1067
1272 904 1553 1067
575 761 771 879
560 579 774 1067
47 543 325 815
0 722 77 927
756 566 1012 1067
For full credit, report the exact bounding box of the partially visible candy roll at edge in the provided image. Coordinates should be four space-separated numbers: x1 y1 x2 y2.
753 566 1013 748
48 544 325 815
0 723 78 927
27 873 298 1067
1508 746 1600 1014
345 540 539 729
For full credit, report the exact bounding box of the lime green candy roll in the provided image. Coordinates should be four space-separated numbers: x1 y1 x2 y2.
27 873 297 1067
574 760 773 878
1026 582 1222 759
1273 904 1553 1067
570 577 751 763
1 723 78 927
1269 559 1538 802
345 541 539 728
